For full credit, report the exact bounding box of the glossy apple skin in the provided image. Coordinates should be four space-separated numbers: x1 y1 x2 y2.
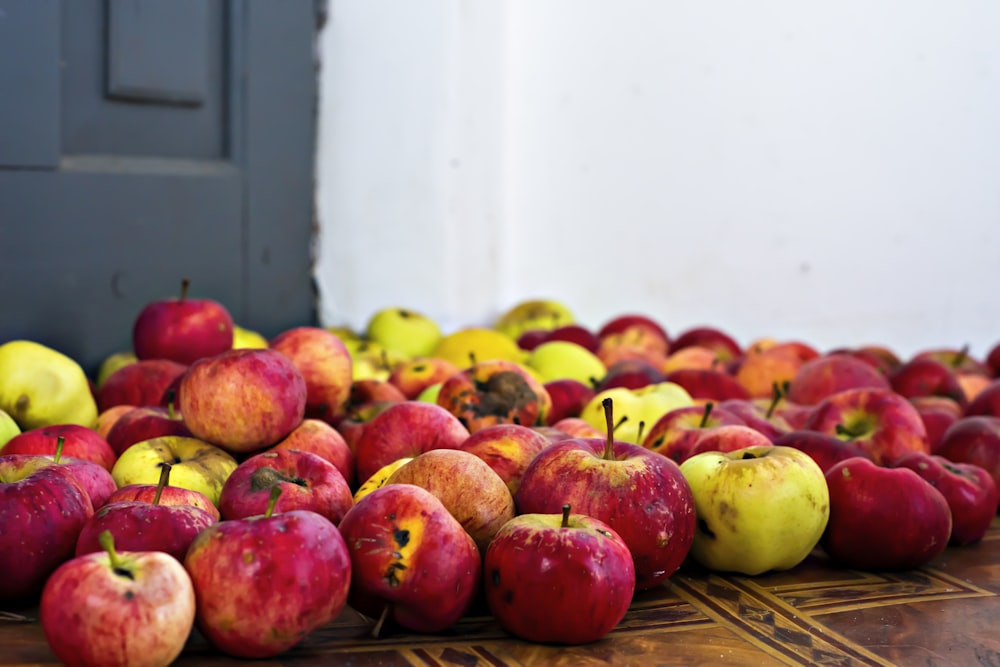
670 326 742 363
184 509 351 658
270 326 354 425
179 348 307 454
33 456 117 511
662 369 750 403
75 501 217 561
803 387 930 465
734 347 806 400
218 449 353 525
515 437 696 590
892 452 999 546
107 483 220 522
459 423 552 495
890 357 968 406
686 424 775 460
716 398 793 442
386 449 516 553
966 380 1000 418
132 290 234 365
338 484 481 633
436 359 552 433
2 424 117 471
0 455 94 604
40 547 195 667
105 405 192 456
354 401 469 482
596 359 666 392
543 378 597 425
97 359 188 412
772 429 872 474
271 418 356 488
786 353 891 406
641 404 746 464
936 416 1000 492
822 458 952 571
597 314 670 348
542 324 602 353
484 512 635 645
388 357 461 400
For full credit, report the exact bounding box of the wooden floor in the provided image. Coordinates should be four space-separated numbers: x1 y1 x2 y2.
4 519 999 666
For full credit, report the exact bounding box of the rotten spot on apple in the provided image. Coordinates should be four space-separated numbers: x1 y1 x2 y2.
249 466 307 492
469 372 538 419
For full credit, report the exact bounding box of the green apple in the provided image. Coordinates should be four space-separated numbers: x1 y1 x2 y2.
0 408 21 448
526 341 606 385
95 350 138 389
494 299 575 340
580 382 693 445
679 445 830 575
111 435 238 507
231 325 269 349
431 327 527 369
0 340 98 430
416 381 444 404
345 340 407 381
365 307 442 358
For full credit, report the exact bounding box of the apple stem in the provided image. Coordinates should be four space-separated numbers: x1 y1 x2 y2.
372 604 391 639
588 376 600 390
165 389 177 419
98 530 132 579
835 423 857 440
380 349 390 371
602 397 616 460
53 435 65 464
265 485 282 518
152 463 172 505
561 503 571 528
179 277 190 301
955 344 969 368
766 381 787 419
468 352 478 367
635 420 646 444
699 402 715 428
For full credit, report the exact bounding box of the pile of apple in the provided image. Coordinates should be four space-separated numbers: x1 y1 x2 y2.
2 284 1000 665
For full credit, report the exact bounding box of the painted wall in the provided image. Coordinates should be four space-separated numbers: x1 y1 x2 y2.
314 1 1000 359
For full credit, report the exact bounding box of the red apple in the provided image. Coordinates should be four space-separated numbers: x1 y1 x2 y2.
39 440 118 511
596 358 666 391
107 483 220 522
914 346 991 377
821 457 952 570
909 395 963 454
271 417 356 488
484 505 635 644
41 531 195 667
965 379 1000 418
670 325 742 363
596 325 669 370
2 423 116 471
551 417 605 439
179 348 307 454
889 357 968 409
662 368 750 403
132 278 234 365
516 398 696 590
105 404 192 457
686 424 775 459
270 325 354 424
218 449 353 525
641 402 747 464
436 359 552 433
543 378 597 424
716 398 793 442
786 353 891 406
459 423 552 495
892 451 999 546
803 387 930 465
338 483 481 634
772 429 872 474
597 314 670 349
734 347 807 400
515 329 549 352
986 341 1000 378
387 357 461 400
348 377 407 410
97 359 188 412
542 324 602 353
936 416 1000 492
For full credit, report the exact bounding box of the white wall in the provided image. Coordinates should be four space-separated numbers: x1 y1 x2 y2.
314 1 1000 360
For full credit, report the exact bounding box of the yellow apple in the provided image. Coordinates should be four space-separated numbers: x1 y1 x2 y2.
111 435 238 507
365 307 442 358
0 408 20 448
0 340 98 430
231 325 269 349
431 327 526 369
580 382 693 445
526 340 606 385
353 456 414 503
494 299 575 340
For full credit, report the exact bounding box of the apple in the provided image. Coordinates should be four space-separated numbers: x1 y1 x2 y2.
785 353 891 406
966 379 1000 418
679 445 830 575
662 368 750 403
803 387 930 465
105 404 192 457
34 436 118 511
597 314 670 348
525 340 606 385
892 452 999 546
986 341 1000 378
218 449 353 525
935 416 1000 491
270 325 354 425
958 372 992 403
821 457 952 570
0 339 98 430
184 489 352 658
670 326 742 363
909 395 963 454
484 505 635 645
829 346 901 376
97 359 188 412
2 423 117 471
459 422 552 495
662 346 723 374
0 407 21 448
431 326 527 368
540 324 602 353
107 482 220 522
111 435 238 507
579 382 694 445
344 339 406 382
516 398 696 590
734 347 807 399
386 448 516 552
179 348 307 454
551 417 605 439
93 404 136 441
716 397 794 441
494 298 575 341
515 329 548 351
348 377 408 412
436 359 551 433
596 358 666 391
772 429 872 474
595 325 669 370
685 424 775 460
231 324 269 349
641 402 747 464
338 483 481 635
543 378 597 425
335 399 398 454
914 346 991 377
387 356 460 400
0 454 94 603
364 306 443 358
132 278 234 365
889 357 968 409
271 417 356 488
353 456 413 503
354 401 470 482
41 531 195 667
94 350 138 389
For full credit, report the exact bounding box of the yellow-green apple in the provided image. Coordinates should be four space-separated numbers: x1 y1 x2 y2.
735 347 806 399
580 382 694 445
771 429 872 474
936 416 1000 491
354 401 470 482
337 483 481 633
670 326 742 364
803 387 930 465
679 445 830 575
525 340 606 385
132 278 234 365
484 505 635 644
179 348 307 454
97 359 188 412
111 435 238 507
388 356 460 400
2 424 117 471
543 378 597 425
786 353 891 406
821 457 951 570
716 397 793 441
346 339 407 382
432 326 527 368
0 408 22 448
365 307 443 358
218 449 353 525
94 404 136 440
663 368 750 403
41 531 195 667
458 423 552 495
494 298 574 341
270 325 353 425
889 357 968 409
436 359 551 433
184 491 352 658
353 456 413 503
94 350 138 389
75 465 216 561
231 324 269 349
105 404 192 457
909 395 963 454
641 403 747 464
966 379 1000 418
0 339 98 429
597 314 670 349
386 448 516 552
892 451 998 546
596 358 666 391
0 454 94 603
271 417 355 488
516 398 696 590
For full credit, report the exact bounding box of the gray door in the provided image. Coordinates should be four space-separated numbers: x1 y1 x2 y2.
0 0 321 375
